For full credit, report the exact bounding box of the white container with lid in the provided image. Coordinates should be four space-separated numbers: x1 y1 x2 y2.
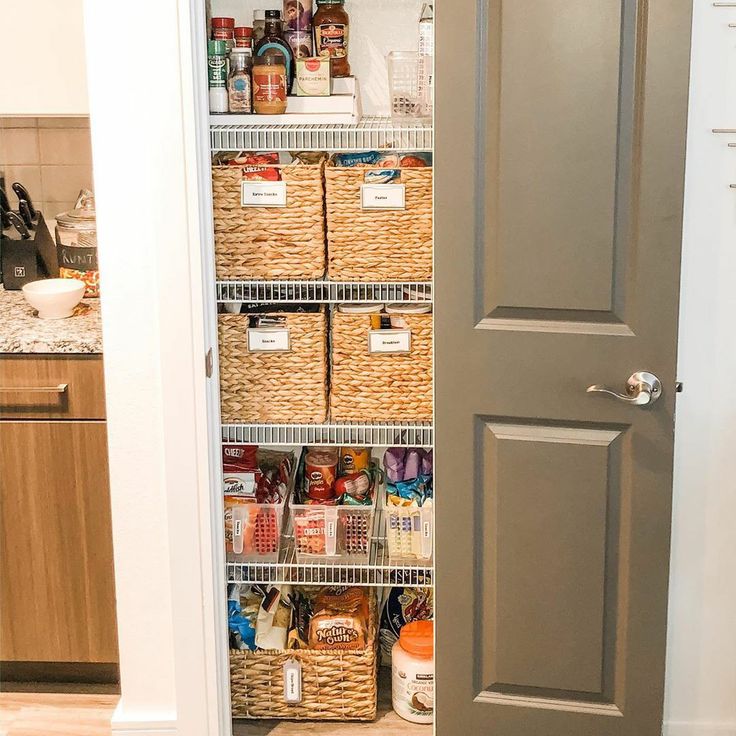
391 620 434 724
385 303 432 314
336 303 384 313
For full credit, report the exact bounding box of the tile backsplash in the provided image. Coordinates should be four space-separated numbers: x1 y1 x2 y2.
0 117 93 220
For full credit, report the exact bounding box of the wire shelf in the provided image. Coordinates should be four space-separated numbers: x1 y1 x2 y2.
226 537 433 588
216 280 432 304
222 421 434 447
210 115 433 152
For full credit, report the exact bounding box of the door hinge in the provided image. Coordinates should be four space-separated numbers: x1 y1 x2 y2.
675 381 683 393
205 348 214 378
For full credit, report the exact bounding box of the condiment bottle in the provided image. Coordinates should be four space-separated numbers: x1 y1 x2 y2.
391 620 434 724
234 26 253 49
252 50 288 115
211 17 235 51
313 0 350 78
253 10 266 43
254 10 294 89
228 47 253 114
207 40 229 113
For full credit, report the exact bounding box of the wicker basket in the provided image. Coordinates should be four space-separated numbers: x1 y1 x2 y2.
212 162 326 279
218 310 328 423
330 311 433 421
324 164 433 281
230 597 378 720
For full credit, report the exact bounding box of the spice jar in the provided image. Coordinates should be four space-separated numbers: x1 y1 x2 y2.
211 17 235 51
55 190 99 297
253 50 288 114
228 47 253 113
313 0 350 77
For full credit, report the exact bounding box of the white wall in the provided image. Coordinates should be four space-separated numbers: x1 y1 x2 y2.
0 0 89 116
664 3 736 736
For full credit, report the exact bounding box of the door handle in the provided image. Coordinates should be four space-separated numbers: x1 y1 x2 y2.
586 372 662 406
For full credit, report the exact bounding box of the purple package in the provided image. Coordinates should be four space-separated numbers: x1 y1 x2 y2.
422 449 433 477
403 449 423 481
383 448 406 484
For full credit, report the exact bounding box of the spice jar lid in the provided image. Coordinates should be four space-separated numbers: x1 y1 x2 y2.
265 9 281 18
399 620 434 658
337 303 384 313
208 39 228 55
211 16 235 28
56 189 97 230
385 303 432 314
234 26 253 37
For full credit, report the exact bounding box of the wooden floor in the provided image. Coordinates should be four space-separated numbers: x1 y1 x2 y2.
0 672 430 735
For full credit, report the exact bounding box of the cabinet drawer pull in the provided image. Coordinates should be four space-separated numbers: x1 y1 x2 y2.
0 384 69 394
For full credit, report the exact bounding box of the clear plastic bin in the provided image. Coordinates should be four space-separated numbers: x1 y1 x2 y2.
225 449 297 564
289 488 378 564
387 51 430 121
384 501 433 562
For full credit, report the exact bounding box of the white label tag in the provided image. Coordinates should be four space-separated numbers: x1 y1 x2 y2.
368 329 411 354
360 183 406 210
241 180 287 208
326 520 336 539
234 519 242 538
423 521 431 538
283 660 302 703
247 328 291 352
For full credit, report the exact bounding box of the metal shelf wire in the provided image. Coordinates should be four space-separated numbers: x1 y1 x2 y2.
226 529 433 588
222 421 434 447
216 279 432 304
210 115 433 152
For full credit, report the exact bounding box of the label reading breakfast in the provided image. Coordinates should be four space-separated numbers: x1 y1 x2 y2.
368 329 411 354
360 184 406 210
241 180 287 207
247 328 291 352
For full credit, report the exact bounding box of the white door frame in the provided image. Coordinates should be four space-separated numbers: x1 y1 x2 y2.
82 1 736 735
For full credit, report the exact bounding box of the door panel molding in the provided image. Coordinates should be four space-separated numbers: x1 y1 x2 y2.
475 0 649 332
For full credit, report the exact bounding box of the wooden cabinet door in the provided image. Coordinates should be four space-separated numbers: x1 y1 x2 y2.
436 1 692 734
0 421 118 663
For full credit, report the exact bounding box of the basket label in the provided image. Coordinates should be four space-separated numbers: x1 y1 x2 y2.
368 329 411 354
283 659 302 703
241 180 287 207
247 327 291 352
360 183 406 210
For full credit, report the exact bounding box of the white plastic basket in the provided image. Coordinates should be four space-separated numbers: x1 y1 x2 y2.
384 501 433 561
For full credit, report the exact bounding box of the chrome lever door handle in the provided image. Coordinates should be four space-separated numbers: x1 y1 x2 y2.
586 371 662 406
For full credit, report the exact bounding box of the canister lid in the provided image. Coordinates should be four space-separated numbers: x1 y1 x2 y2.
56 189 96 230
211 17 235 28
399 620 434 658
385 303 432 314
337 303 384 313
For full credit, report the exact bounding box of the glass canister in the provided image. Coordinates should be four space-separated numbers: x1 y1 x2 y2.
55 190 99 297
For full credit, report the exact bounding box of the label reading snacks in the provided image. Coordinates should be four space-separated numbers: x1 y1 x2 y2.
360 183 406 210
241 180 288 207
247 327 291 352
368 329 411 354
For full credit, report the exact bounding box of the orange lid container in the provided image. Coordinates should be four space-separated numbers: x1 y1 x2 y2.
398 620 434 658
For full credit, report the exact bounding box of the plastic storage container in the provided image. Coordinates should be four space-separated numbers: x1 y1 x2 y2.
384 501 433 562
224 448 298 563
387 51 428 121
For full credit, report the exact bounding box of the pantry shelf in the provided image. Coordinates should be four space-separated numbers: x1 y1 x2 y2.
210 115 433 152
216 279 432 304
221 421 434 447
227 537 433 588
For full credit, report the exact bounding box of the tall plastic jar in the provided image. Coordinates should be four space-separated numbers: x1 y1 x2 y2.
391 620 434 724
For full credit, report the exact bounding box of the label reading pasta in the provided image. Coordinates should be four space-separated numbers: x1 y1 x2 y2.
361 184 406 210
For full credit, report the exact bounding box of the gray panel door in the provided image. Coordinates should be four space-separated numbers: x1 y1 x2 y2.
435 1 693 735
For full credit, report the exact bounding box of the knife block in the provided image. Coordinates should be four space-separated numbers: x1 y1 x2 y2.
1 213 58 290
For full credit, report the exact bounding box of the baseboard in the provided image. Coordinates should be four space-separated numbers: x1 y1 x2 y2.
0 660 119 686
111 702 178 736
664 722 736 736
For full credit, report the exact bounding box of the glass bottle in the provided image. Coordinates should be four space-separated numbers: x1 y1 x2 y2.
313 0 350 78
228 47 253 113
253 10 294 89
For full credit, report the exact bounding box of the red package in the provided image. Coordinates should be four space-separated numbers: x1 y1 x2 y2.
228 152 281 181
223 444 259 472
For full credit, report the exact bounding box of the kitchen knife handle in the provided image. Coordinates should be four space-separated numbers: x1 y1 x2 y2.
18 200 34 229
11 182 36 218
7 211 31 239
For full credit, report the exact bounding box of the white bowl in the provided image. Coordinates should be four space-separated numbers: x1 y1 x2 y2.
22 278 86 319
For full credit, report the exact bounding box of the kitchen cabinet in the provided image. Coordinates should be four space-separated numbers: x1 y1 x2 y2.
0 353 117 667
0 0 88 117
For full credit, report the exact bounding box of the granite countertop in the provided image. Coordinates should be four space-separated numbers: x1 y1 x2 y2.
0 290 102 354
